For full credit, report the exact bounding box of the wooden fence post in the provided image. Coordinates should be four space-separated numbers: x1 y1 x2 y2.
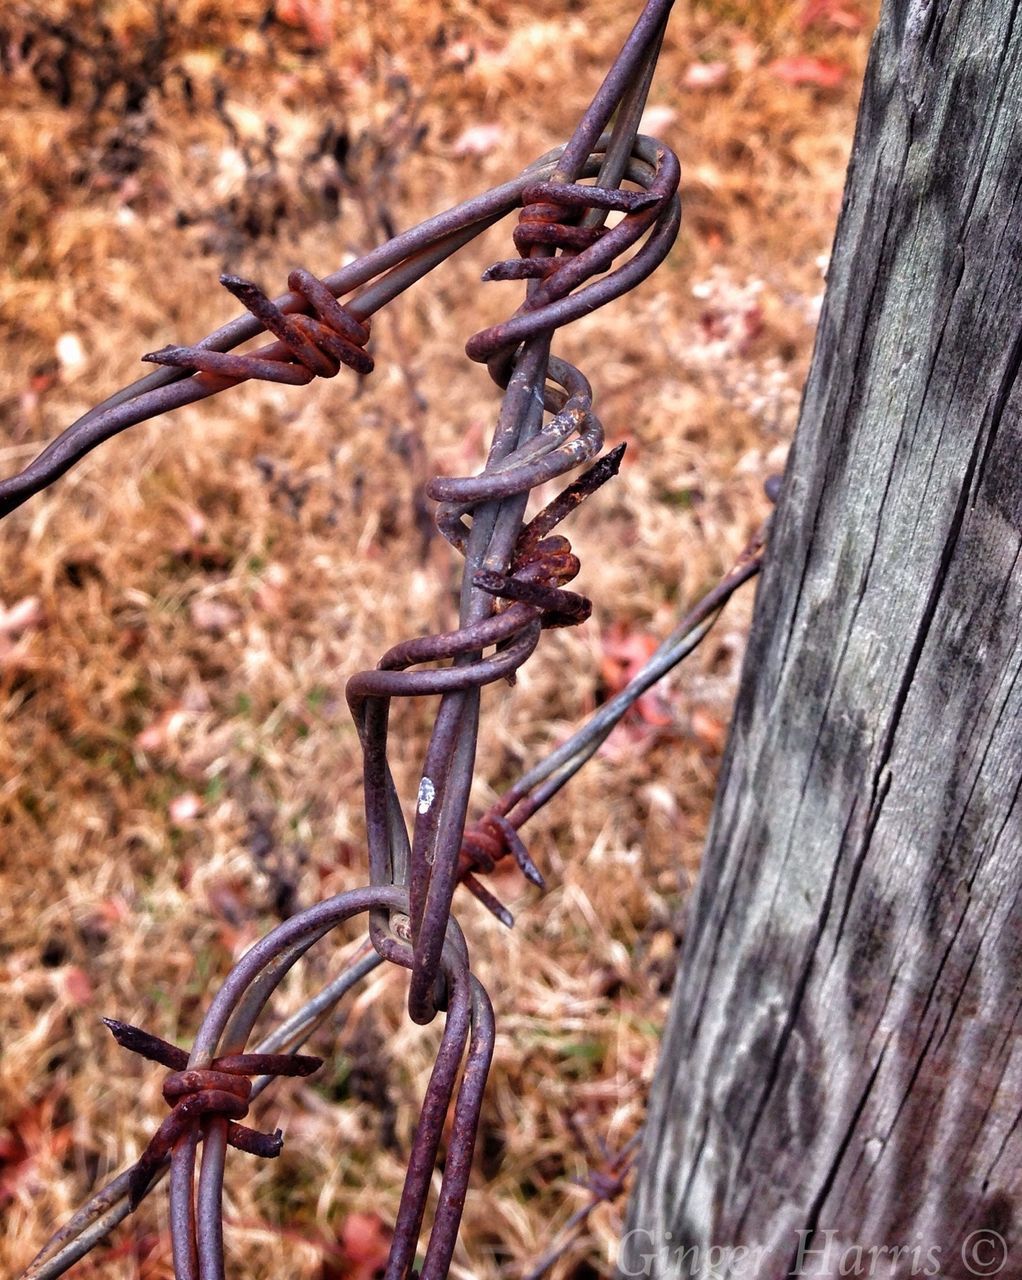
623 3 1022 1276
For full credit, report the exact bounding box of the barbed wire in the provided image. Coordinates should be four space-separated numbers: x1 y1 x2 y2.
8 0 772 1275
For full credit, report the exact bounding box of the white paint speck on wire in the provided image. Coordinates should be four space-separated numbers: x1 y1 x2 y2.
417 776 436 815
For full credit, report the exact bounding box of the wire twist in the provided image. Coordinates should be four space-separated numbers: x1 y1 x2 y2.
347 375 626 1019
470 140 680 383
345 120 679 1029
134 887 493 1280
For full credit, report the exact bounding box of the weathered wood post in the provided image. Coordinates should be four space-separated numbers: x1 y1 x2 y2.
623 3 1022 1276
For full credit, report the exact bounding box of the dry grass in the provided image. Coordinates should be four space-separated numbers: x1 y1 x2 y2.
0 1 872 1276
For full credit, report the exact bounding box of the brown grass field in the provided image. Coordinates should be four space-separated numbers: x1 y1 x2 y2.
0 1 873 1276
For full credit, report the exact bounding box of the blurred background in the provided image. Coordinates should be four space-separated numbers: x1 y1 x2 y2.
0 1 873 1276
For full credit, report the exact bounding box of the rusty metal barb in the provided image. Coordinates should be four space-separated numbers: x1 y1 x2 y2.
101 1018 323 1209
21 949 384 1280
27 888 493 1280
0 138 674 519
472 143 681 385
143 269 374 383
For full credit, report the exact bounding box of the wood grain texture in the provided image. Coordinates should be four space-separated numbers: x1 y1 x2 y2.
624 3 1022 1277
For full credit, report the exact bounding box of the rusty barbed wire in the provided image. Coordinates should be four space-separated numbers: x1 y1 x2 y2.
9 1 770 1276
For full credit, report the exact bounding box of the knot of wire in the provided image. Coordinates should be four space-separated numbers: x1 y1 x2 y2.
14 3 695 1279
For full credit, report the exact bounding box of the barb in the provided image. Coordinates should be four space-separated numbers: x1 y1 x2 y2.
344 0 680 1028
5 3 780 1278
469 146 681 386
22 948 384 1280
0 136 672 520
143 269 374 383
101 1018 323 1209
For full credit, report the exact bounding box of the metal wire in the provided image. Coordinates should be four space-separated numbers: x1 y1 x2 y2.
6 2 768 1276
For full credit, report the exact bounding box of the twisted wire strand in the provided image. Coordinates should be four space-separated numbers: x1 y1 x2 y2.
33 889 492 1280
470 141 681 383
21 949 384 1280
17 516 768 1280
169 885 493 1280
347 1 679 1023
346 396 621 1020
97 1019 324 1210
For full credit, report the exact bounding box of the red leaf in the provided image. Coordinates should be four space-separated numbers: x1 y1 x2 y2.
0 1092 72 1205
600 623 673 728
321 1213 391 1280
274 0 333 47
799 0 864 31
64 966 93 1006
768 56 847 88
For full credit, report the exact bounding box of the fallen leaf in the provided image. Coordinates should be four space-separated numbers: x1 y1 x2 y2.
600 624 657 690
117 626 147 657
699 301 764 348
452 123 505 157
169 792 202 824
189 598 239 635
682 61 728 89
0 1091 72 1206
97 895 130 926
799 0 864 31
321 1213 391 1280
768 56 847 88
274 0 333 47
63 966 93 1006
600 623 672 727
